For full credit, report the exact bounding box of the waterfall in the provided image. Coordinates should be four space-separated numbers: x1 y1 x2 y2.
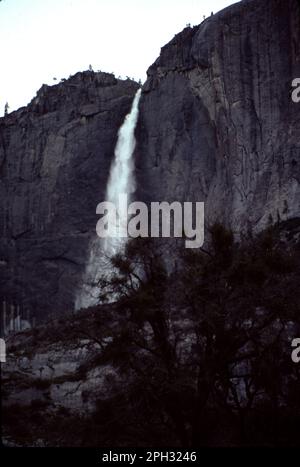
103 88 141 253
76 89 142 310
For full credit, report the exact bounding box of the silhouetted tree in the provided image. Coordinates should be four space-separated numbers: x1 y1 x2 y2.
93 225 300 446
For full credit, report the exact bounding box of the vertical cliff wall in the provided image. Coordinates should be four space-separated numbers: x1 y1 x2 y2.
135 0 300 233
1 0 300 322
0 72 138 322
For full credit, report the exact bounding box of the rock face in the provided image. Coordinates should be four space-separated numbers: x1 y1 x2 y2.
2 306 128 446
135 0 300 233
0 72 139 323
2 0 300 448
1 0 300 324
2 308 118 412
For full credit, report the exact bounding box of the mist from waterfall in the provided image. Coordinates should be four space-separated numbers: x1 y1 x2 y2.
75 88 142 310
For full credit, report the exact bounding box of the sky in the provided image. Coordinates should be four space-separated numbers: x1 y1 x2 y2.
0 0 238 116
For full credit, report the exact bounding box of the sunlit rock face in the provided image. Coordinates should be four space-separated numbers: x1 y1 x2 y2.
0 71 139 322
135 0 300 234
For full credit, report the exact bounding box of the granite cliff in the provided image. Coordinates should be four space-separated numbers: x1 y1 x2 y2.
1 0 300 322
2 0 300 448
136 0 300 233
0 72 138 323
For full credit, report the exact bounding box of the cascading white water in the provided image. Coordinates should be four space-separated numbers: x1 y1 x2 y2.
104 88 141 253
75 89 142 309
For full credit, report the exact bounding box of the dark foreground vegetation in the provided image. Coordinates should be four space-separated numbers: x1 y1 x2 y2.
3 222 300 446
